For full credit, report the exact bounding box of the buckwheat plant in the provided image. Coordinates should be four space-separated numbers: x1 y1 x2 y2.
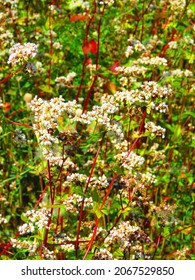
7 43 38 66
0 0 194 260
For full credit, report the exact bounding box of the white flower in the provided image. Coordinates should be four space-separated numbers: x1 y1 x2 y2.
7 43 38 65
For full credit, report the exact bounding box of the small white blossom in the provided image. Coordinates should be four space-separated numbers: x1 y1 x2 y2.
7 43 38 65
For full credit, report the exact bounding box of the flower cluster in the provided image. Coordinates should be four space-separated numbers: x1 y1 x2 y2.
18 208 51 235
30 95 81 165
176 246 190 260
134 251 152 260
168 41 178 49
140 172 156 185
53 232 72 243
10 239 39 256
41 246 56 259
0 98 3 108
63 173 109 190
149 143 166 161
1 0 19 8
88 174 109 189
62 194 93 214
18 223 35 235
69 0 90 10
145 121 166 138
127 37 146 53
60 244 75 252
114 151 145 170
141 81 173 99
0 214 7 224
160 0 186 13
73 97 118 127
0 29 14 48
116 172 156 200
53 42 62 50
55 72 76 86
64 173 88 184
153 102 169 113
7 42 38 66
99 0 115 6
94 248 115 260
152 202 177 226
135 55 168 66
125 46 134 57
113 80 171 119
116 65 147 76
12 129 27 147
104 221 151 251
35 61 46 74
171 69 193 78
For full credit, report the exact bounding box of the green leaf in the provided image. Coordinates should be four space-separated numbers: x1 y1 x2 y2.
39 85 53 93
180 111 195 120
171 125 182 142
113 248 124 258
185 53 195 64
93 203 103 219
46 204 65 209
101 207 109 215
20 213 28 223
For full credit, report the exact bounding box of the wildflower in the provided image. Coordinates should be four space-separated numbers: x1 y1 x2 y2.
53 42 62 49
10 239 39 256
160 0 186 13
125 46 134 57
99 0 115 5
22 208 51 230
104 221 151 251
0 214 8 224
145 121 166 138
94 249 115 260
114 151 145 170
55 72 76 86
62 194 93 214
18 223 35 235
0 98 3 108
30 96 81 165
7 43 38 66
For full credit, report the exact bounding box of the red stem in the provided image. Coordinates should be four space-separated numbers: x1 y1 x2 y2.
75 132 106 257
0 67 23 85
82 75 97 112
47 13 53 89
5 121 32 129
83 173 117 260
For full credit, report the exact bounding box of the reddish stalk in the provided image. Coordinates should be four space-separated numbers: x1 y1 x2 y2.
43 160 54 247
75 12 95 101
83 174 117 260
47 12 53 90
82 75 97 112
82 109 147 259
0 231 20 257
5 121 32 129
75 56 88 101
127 109 146 156
0 67 23 85
34 184 49 210
75 132 106 258
6 109 23 119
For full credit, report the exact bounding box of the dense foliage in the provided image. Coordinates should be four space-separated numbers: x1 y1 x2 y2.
0 0 194 260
